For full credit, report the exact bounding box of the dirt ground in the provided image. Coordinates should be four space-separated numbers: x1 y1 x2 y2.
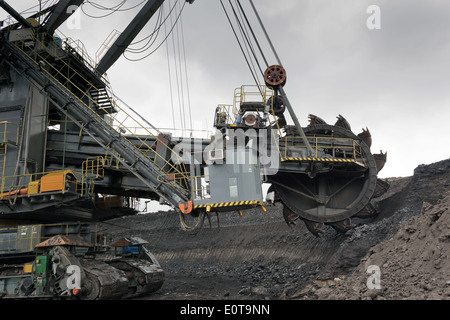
99 158 450 300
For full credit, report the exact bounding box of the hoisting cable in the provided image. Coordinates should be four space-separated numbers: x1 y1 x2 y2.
233 0 265 79
81 0 148 19
178 4 193 131
81 0 126 19
163 4 177 130
248 0 282 67
125 6 164 54
235 0 268 68
171 0 187 136
248 0 313 155
121 0 187 62
229 0 262 88
125 0 181 53
219 0 262 93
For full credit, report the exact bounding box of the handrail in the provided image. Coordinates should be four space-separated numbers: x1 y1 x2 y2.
0 121 19 145
282 135 362 160
0 222 101 252
11 34 191 193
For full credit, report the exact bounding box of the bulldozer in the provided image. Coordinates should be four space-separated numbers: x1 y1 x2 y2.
0 0 387 299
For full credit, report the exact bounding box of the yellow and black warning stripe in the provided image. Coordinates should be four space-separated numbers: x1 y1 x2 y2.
194 200 263 210
281 157 356 163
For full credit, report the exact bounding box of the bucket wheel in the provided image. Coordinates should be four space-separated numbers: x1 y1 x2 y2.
270 120 386 236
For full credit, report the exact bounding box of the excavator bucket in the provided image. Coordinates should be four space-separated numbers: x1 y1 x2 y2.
335 114 352 131
270 114 389 236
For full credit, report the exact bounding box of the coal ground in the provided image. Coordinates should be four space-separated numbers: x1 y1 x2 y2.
99 158 450 300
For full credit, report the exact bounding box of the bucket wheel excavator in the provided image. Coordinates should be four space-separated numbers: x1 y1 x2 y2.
263 64 387 235
269 115 388 236
0 0 388 299
213 63 388 236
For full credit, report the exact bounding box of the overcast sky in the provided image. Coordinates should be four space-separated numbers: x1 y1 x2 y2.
2 0 450 179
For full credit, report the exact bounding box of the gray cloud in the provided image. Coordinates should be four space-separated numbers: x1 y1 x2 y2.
2 0 449 178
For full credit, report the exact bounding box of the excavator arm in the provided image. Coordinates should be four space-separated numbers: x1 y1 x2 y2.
96 0 195 75
44 0 85 34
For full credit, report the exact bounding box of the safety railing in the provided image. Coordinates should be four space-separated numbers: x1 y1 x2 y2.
234 85 274 108
0 121 19 145
214 104 238 127
190 175 211 201
0 222 101 253
235 85 284 159
0 122 19 194
95 29 121 64
281 135 361 161
0 170 88 201
80 157 105 198
122 127 213 140
213 85 285 161
11 33 191 193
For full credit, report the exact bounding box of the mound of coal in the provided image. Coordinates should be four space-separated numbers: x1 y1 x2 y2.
312 192 449 300
99 158 450 300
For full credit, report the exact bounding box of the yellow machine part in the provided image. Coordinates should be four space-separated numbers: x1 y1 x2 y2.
27 180 40 195
39 170 74 193
23 263 33 273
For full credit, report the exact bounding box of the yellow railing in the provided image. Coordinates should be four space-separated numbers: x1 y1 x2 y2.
233 85 274 108
215 104 238 126
0 121 19 145
282 135 360 160
213 85 285 161
80 157 105 198
235 85 284 159
190 175 211 201
11 33 190 193
0 121 18 193
0 147 6 195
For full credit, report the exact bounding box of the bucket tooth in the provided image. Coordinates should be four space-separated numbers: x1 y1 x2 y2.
373 178 390 198
354 202 378 218
357 127 372 148
308 114 327 126
302 219 324 236
326 218 352 233
373 150 387 172
282 205 299 226
335 114 351 131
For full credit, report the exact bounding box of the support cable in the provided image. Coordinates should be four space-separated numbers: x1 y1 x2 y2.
170 0 186 136
126 0 180 51
236 0 268 68
121 0 187 62
248 0 282 66
248 0 313 155
125 6 163 53
178 6 193 130
219 0 261 92
233 0 264 78
163 4 177 130
229 0 262 87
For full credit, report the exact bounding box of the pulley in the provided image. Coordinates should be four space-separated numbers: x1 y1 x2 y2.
264 65 287 88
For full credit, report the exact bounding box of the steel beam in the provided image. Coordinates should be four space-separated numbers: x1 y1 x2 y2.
96 0 165 75
44 0 85 34
0 0 33 28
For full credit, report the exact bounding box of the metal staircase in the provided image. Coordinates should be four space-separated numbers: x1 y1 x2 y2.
0 33 191 208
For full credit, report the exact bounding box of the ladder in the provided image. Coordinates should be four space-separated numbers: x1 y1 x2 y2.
1 35 191 209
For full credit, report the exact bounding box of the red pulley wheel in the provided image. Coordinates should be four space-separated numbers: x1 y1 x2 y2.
264 65 287 88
